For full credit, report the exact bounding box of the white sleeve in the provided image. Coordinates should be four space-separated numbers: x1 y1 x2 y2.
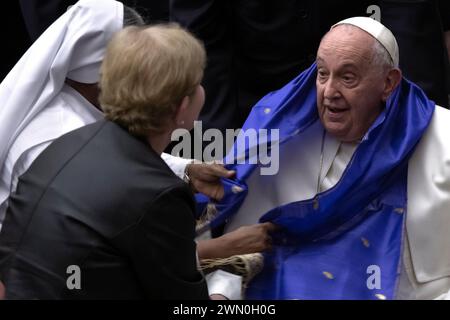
205 270 243 300
434 290 450 300
160 153 192 179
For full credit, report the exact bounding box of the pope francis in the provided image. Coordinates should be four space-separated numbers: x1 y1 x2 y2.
206 17 450 300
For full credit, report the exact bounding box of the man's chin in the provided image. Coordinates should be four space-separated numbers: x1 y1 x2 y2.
323 123 349 141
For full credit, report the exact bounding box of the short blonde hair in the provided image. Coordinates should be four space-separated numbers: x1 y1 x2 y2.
99 23 206 136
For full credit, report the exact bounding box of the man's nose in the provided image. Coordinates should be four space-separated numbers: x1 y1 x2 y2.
323 78 341 100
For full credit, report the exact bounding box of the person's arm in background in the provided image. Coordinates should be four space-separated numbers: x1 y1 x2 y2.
131 0 169 22
18 0 168 42
380 0 449 108
439 0 450 62
170 0 240 135
19 0 75 42
0 280 4 300
445 31 450 62
445 27 450 106
439 0 450 106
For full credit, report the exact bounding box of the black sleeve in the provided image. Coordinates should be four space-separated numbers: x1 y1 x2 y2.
124 0 169 22
439 0 450 32
113 185 209 300
19 0 76 41
379 0 449 107
169 0 241 132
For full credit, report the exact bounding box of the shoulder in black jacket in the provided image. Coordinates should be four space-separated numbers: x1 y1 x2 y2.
0 120 208 300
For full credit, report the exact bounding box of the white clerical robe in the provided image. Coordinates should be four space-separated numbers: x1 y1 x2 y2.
225 105 450 300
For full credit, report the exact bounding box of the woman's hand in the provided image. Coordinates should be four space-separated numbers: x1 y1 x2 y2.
197 222 278 259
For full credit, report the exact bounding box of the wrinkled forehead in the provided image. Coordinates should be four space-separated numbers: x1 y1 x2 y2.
317 25 376 67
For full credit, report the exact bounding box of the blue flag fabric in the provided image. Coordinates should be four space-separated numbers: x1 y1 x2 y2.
200 63 435 299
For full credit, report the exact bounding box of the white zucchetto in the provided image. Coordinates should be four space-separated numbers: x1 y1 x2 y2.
332 16 399 67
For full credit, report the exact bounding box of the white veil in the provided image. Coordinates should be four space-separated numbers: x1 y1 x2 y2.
0 0 123 170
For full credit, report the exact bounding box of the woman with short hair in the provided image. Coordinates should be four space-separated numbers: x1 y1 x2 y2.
0 24 209 300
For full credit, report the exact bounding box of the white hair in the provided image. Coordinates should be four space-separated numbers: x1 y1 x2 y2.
371 39 395 70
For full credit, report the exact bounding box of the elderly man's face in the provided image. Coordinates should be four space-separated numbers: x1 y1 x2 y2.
316 26 387 142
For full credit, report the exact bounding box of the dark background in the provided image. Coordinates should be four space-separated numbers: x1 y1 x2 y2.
0 0 169 81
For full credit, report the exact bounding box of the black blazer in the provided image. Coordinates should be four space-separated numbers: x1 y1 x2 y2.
0 120 208 300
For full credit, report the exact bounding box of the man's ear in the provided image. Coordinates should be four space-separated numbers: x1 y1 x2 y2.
381 68 402 102
174 95 190 127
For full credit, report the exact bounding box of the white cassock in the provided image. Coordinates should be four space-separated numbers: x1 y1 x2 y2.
225 105 450 300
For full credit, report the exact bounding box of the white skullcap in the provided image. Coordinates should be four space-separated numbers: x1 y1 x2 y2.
332 17 399 67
